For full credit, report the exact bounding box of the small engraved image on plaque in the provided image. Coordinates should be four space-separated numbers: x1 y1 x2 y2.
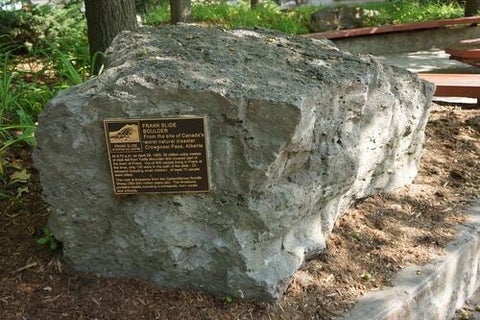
104 117 210 195
108 123 140 143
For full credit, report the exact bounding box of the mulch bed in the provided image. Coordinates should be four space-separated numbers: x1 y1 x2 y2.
1 103 480 319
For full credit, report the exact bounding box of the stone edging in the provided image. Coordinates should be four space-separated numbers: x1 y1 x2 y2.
340 199 480 320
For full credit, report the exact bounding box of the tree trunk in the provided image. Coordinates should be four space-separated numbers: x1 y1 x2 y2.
465 0 480 17
84 0 138 74
170 0 192 24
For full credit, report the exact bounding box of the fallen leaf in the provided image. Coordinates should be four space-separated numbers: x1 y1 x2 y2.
9 169 31 184
360 272 373 281
16 186 29 198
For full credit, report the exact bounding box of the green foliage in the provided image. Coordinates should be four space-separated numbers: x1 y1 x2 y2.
144 0 464 34
144 1 171 25
0 3 89 171
0 50 40 164
55 47 88 86
362 0 464 26
145 0 314 34
36 226 59 251
0 163 31 198
0 2 87 55
197 1 313 34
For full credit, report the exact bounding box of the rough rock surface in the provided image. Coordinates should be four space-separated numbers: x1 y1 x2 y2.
310 6 366 33
33 25 434 301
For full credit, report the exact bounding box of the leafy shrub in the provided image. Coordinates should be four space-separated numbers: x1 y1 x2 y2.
0 2 89 170
0 2 87 56
146 0 315 34
144 0 465 34
362 0 463 26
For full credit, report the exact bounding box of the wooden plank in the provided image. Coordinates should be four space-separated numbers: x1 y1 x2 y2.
452 37 480 47
445 38 480 67
418 73 480 98
307 16 480 40
445 48 480 59
448 57 480 68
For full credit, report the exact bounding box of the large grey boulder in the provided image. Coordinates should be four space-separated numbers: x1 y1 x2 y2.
33 25 434 301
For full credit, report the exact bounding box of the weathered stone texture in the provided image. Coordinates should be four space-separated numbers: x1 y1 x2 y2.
33 25 434 301
310 6 365 33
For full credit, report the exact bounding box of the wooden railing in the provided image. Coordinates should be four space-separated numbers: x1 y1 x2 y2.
307 16 480 40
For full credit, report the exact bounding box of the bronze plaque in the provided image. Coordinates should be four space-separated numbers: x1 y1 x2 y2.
104 117 210 195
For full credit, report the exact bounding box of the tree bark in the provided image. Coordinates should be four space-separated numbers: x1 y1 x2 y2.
170 0 192 24
465 0 480 17
84 0 138 74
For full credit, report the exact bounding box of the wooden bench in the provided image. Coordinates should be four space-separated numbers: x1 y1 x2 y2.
417 73 480 105
445 38 480 67
307 16 480 40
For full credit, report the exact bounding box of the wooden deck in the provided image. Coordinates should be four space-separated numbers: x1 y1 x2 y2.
418 73 480 104
308 16 480 40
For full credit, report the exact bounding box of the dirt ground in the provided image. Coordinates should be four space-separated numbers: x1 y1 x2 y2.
1 103 480 320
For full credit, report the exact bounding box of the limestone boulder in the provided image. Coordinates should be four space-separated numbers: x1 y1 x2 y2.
33 25 434 301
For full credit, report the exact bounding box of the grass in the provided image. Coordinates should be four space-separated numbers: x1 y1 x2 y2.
0 46 87 148
144 0 465 34
362 0 464 26
191 1 313 34
0 2 89 178
145 1 318 34
0 51 40 146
